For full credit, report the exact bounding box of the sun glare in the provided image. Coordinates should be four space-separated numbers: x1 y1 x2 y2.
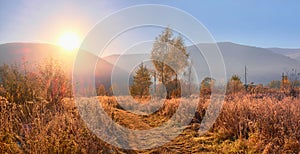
58 32 81 52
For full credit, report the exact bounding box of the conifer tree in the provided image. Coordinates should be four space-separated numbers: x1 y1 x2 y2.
227 74 243 94
97 84 106 96
130 63 152 98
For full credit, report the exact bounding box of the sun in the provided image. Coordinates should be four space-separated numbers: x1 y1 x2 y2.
58 32 81 52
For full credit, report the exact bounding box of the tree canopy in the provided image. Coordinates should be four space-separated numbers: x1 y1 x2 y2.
151 27 189 98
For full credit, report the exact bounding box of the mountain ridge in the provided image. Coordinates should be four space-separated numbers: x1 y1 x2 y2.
0 42 299 85
102 42 300 84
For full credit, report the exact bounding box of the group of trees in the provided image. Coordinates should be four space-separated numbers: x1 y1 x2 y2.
102 28 300 99
224 71 300 96
267 69 300 97
129 27 297 99
200 75 245 96
0 58 72 106
129 27 189 99
129 27 260 99
268 70 300 91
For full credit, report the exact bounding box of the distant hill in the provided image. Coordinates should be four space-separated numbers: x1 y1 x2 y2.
101 54 150 73
0 43 69 65
0 43 128 89
267 48 300 62
74 51 129 91
103 42 300 84
0 42 299 85
191 42 300 83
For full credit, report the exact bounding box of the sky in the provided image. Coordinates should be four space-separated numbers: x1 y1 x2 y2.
0 0 300 49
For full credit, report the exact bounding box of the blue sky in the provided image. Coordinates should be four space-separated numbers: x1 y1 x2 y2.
0 0 299 48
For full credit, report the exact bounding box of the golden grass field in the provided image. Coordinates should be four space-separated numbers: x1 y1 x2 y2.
0 94 299 153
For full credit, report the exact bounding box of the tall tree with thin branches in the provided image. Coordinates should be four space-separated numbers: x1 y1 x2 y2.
151 27 189 98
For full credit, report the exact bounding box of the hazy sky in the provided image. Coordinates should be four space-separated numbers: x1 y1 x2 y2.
0 0 299 48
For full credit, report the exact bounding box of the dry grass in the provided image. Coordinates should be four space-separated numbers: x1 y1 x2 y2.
0 97 120 153
213 94 300 153
0 94 299 153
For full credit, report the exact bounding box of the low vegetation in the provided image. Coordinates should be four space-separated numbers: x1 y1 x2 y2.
1 93 299 153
